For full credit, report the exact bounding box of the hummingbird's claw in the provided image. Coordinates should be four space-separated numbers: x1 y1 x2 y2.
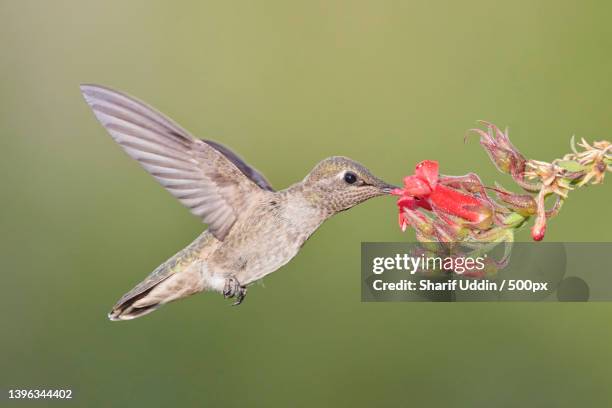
223 277 238 298
232 286 247 306
223 276 248 305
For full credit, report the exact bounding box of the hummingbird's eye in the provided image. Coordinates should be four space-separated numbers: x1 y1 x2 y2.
343 171 358 184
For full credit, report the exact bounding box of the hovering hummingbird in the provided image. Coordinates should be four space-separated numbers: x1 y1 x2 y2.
81 85 397 321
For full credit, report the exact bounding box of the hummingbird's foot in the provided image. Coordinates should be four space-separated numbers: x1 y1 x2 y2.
223 277 239 298
233 286 247 306
223 276 248 305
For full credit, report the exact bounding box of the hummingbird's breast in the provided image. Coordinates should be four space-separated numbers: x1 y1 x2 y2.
207 190 327 286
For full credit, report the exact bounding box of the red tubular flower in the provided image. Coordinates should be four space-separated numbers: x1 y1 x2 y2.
392 121 609 246
429 185 489 224
392 160 493 231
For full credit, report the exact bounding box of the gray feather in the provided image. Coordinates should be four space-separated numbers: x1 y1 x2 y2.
80 84 268 240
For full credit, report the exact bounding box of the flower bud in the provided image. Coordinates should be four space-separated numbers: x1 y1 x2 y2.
400 208 435 239
492 184 536 217
468 122 527 178
531 219 546 241
531 188 550 241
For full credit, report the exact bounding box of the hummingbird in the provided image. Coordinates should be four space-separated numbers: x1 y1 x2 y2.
80 84 397 321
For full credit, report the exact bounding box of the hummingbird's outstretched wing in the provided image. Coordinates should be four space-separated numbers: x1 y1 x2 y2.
80 84 271 240
201 139 274 192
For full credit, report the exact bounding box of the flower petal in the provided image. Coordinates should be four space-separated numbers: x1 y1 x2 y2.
414 160 439 189
402 175 432 196
397 195 419 210
429 185 484 222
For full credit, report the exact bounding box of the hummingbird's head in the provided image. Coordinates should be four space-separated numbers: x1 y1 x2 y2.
301 156 398 214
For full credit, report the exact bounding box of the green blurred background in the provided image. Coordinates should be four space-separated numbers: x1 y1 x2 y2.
1 1 611 406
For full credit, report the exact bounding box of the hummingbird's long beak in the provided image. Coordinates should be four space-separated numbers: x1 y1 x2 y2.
379 182 400 194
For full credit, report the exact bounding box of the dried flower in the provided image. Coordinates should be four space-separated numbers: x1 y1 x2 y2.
524 160 573 198
567 138 611 186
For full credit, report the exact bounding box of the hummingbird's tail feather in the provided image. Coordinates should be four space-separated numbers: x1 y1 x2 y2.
108 285 163 321
108 261 208 321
